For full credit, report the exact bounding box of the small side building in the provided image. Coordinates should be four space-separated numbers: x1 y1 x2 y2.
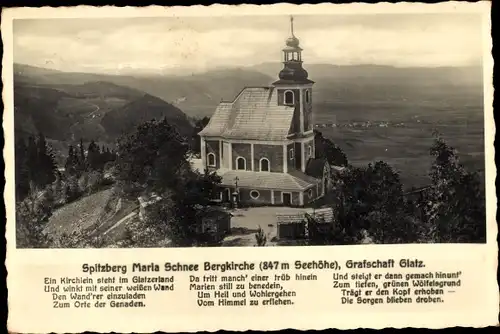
138 193 162 222
138 195 232 243
196 206 232 243
275 207 334 239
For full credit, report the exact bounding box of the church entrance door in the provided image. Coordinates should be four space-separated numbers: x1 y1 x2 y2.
222 188 231 203
282 192 292 206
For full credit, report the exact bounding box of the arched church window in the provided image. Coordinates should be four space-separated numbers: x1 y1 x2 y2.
259 158 270 172
284 90 294 105
207 153 216 167
305 90 310 103
236 157 246 170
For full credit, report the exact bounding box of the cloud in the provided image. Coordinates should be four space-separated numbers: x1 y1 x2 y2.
13 14 483 74
300 22 481 67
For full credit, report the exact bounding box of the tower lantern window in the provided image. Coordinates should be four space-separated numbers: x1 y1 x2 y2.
284 90 294 105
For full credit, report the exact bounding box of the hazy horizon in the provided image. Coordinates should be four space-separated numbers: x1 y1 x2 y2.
13 13 483 76
14 60 484 77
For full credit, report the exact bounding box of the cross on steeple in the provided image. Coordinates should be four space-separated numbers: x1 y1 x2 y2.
274 15 312 84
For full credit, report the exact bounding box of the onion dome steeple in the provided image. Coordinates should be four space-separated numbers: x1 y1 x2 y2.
286 16 300 48
274 16 314 85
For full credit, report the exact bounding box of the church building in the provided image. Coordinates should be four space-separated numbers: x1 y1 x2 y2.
199 17 329 207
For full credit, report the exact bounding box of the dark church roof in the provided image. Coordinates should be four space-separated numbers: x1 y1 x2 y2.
273 78 315 85
198 86 295 141
276 207 334 224
305 158 327 178
218 169 320 191
276 61 312 84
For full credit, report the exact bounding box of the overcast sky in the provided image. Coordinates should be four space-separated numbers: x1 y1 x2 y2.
13 13 484 75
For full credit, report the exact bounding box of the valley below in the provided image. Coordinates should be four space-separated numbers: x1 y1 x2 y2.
314 100 484 187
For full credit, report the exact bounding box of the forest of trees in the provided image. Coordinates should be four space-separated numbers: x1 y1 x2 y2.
314 130 349 166
304 134 486 245
64 139 116 177
15 134 57 201
112 118 222 247
15 134 117 248
190 116 211 156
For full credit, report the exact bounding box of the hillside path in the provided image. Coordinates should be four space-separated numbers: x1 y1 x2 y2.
84 100 100 117
103 211 137 236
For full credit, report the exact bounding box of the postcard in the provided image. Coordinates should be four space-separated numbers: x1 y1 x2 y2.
3 2 498 332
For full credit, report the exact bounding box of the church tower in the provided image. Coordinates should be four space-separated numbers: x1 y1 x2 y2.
273 16 315 172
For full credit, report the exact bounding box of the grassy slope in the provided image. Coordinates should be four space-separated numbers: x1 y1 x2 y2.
45 188 115 236
45 188 139 244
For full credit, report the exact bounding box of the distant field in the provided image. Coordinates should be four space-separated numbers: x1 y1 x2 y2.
48 96 131 154
57 97 98 114
56 96 129 117
316 102 485 188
